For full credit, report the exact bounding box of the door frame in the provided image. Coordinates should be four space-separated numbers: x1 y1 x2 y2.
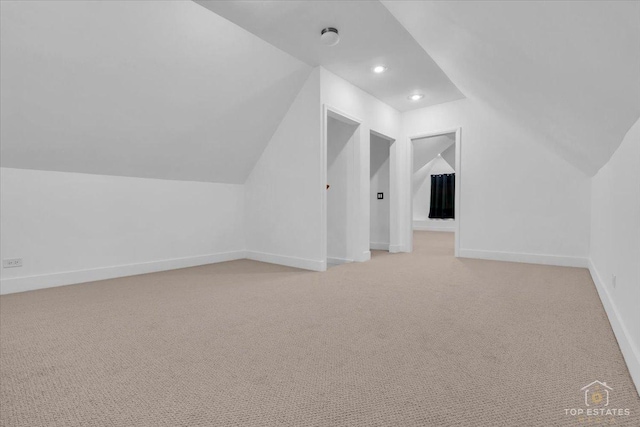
369 130 396 252
408 127 462 256
321 104 363 269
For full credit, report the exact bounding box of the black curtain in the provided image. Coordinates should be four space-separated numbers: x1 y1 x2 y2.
429 173 455 219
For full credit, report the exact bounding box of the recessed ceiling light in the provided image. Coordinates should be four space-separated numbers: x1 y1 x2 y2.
320 27 340 46
373 65 387 74
408 94 424 101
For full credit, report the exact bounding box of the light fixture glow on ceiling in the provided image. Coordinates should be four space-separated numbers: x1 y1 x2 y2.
408 94 424 101
320 27 340 46
373 65 387 74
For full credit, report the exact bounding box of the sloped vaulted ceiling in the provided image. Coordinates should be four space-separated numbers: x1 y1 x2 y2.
412 134 455 173
3 1 637 181
0 0 311 183
194 0 464 111
383 1 640 176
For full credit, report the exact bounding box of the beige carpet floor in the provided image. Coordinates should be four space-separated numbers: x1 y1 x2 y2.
1 232 639 426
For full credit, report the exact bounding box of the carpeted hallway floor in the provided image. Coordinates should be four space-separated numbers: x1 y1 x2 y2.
1 232 639 426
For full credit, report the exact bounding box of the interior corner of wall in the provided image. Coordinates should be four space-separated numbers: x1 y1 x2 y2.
243 67 321 188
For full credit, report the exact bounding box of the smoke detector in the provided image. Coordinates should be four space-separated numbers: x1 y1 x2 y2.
320 27 340 46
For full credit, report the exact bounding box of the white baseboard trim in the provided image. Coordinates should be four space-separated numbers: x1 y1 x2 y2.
458 248 588 268
370 242 390 251
327 257 353 265
413 226 455 232
0 250 247 295
588 259 640 396
359 251 371 262
246 251 325 272
389 244 403 253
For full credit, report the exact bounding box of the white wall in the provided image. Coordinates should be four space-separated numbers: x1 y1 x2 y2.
244 69 324 271
243 67 401 269
402 98 591 266
320 68 403 255
413 156 455 232
327 117 358 262
589 117 640 393
370 134 390 249
1 67 400 285
0 167 245 294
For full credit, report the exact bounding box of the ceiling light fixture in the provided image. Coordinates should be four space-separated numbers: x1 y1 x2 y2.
408 94 424 101
373 65 387 74
320 27 340 46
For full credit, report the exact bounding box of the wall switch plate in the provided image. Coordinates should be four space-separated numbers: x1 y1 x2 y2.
3 258 22 268
377 193 384 199
612 274 616 289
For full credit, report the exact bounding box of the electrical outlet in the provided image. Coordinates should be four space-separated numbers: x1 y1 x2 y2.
3 258 23 268
612 274 616 289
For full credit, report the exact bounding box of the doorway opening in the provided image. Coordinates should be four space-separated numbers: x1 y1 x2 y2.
410 129 461 256
370 132 393 252
326 111 359 268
